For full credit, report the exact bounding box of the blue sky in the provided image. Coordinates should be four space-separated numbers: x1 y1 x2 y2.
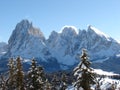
0 0 120 42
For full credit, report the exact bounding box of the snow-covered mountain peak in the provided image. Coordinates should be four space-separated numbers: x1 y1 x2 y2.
60 26 78 35
15 19 32 32
48 31 59 43
2 20 120 72
16 19 44 36
9 20 45 43
6 20 47 58
87 25 110 40
49 31 59 38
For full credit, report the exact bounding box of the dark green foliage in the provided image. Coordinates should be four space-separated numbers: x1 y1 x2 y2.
15 57 25 90
27 59 46 90
0 57 25 90
44 79 52 90
51 75 60 90
0 74 9 90
0 54 119 90
7 58 16 89
60 73 68 90
73 49 96 90
2 50 119 90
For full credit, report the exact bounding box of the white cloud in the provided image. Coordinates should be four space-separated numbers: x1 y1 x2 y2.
59 25 78 34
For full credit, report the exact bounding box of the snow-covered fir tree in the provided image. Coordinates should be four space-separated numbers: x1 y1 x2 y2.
0 74 8 90
0 58 16 90
73 49 96 90
27 59 46 90
60 73 68 90
51 74 60 90
15 57 25 90
0 57 25 90
44 79 52 90
7 58 16 89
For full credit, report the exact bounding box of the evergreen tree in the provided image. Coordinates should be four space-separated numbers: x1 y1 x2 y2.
51 75 60 90
7 58 16 89
73 49 96 90
15 57 25 90
0 58 17 90
0 74 9 90
44 79 52 90
60 73 68 90
27 59 46 90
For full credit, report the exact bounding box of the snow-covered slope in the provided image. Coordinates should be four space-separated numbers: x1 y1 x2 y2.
77 25 120 60
2 19 120 72
47 26 78 66
68 77 120 90
47 25 120 66
68 69 120 90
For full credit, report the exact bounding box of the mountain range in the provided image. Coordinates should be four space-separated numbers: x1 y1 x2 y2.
1 19 120 73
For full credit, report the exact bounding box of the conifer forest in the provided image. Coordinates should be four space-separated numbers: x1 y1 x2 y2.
0 49 120 90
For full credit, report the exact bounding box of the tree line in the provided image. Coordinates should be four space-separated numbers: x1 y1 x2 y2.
0 49 119 90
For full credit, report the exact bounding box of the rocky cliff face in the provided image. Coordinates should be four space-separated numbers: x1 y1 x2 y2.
2 20 120 72
6 20 50 60
47 26 78 66
76 26 120 60
47 25 120 66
